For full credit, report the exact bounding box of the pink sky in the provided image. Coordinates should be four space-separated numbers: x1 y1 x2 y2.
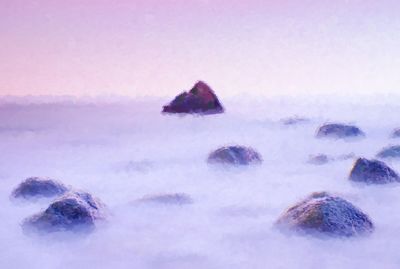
1 0 400 97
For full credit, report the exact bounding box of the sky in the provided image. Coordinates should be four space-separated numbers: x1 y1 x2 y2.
1 0 400 97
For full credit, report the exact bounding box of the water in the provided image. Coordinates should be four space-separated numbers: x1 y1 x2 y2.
1 97 400 269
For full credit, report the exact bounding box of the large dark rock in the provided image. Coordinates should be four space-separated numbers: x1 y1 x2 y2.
316 123 365 139
207 145 262 165
349 158 400 184
12 177 69 200
23 191 105 233
377 145 400 159
137 193 193 205
162 81 224 115
276 192 374 237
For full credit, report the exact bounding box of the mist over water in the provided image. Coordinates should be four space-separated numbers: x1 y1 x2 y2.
1 96 400 269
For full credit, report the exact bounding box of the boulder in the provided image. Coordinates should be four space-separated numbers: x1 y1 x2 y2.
23 191 105 233
349 158 400 184
207 145 262 165
162 81 224 114
308 154 330 165
276 192 374 237
137 193 193 205
316 123 365 139
376 145 400 159
12 177 69 200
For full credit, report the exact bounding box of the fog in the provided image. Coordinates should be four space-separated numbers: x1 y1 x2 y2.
1 96 400 269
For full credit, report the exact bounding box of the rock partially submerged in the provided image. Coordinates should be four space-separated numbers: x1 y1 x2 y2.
391 128 400 138
349 158 400 184
276 192 374 237
316 123 365 139
308 154 330 165
162 81 224 115
137 193 193 205
307 153 355 165
12 177 69 200
281 116 310 126
376 145 400 159
23 191 106 233
207 145 262 165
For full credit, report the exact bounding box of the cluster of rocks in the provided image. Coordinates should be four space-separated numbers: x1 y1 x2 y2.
277 157 400 237
12 177 106 234
10 83 400 240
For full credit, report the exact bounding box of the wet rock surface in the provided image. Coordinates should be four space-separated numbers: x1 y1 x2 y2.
162 81 224 115
276 192 374 237
349 158 400 184
12 177 69 200
207 145 262 165
316 123 365 139
23 191 106 233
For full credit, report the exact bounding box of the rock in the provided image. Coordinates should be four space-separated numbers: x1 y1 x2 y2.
316 123 365 139
308 154 330 165
377 145 400 159
276 192 374 237
349 158 400 184
162 81 224 115
12 177 69 200
392 128 400 138
281 117 309 126
137 193 193 205
23 191 105 233
207 145 262 165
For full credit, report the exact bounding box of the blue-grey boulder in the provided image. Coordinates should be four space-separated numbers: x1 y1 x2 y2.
316 123 365 139
207 145 262 165
23 191 106 233
349 158 400 184
276 192 374 237
376 145 400 159
12 177 69 200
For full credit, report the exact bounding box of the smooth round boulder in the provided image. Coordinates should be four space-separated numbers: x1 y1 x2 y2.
207 146 262 165
349 158 400 184
276 192 374 237
23 191 105 233
12 177 69 200
376 145 400 159
162 81 224 115
137 193 193 205
316 123 365 139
